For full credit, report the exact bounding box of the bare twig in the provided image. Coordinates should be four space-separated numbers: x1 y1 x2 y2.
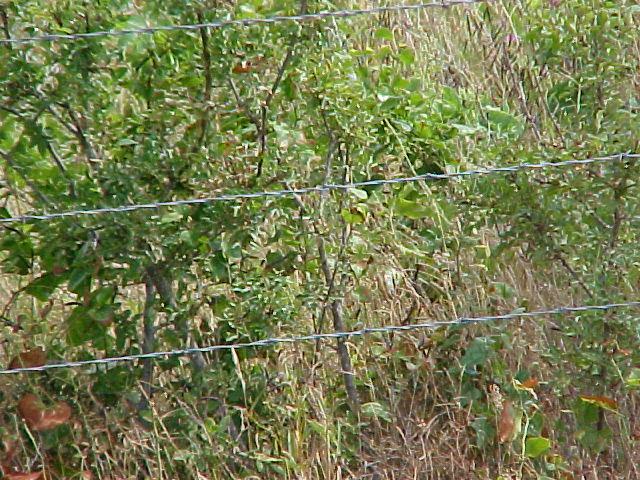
555 252 594 300
0 5 11 47
596 171 630 432
227 77 262 127
315 137 360 410
196 10 213 148
146 264 206 373
231 0 309 177
60 103 99 162
317 236 360 411
137 274 156 423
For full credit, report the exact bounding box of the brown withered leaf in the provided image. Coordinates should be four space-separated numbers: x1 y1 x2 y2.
498 400 516 444
8 348 46 370
232 56 266 74
4 471 44 480
232 62 252 74
520 378 539 389
579 395 618 412
18 394 72 431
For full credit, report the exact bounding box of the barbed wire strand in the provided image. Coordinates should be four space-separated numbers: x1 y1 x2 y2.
0 152 637 225
2 300 639 374
1 1 488 45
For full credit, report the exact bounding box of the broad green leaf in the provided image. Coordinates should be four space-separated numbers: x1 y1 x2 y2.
25 272 65 301
349 188 368 201
395 198 431 219
66 306 106 346
361 402 392 423
68 268 92 294
461 337 494 370
525 436 551 458
397 48 414 66
579 395 618 412
341 206 366 224
471 417 494 449
160 211 183 224
626 368 640 389
306 419 326 436
374 27 394 40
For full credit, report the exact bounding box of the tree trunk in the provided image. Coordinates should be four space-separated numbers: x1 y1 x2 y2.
317 237 360 411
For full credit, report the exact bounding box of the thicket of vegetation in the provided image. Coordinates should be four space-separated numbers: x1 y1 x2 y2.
1 0 639 478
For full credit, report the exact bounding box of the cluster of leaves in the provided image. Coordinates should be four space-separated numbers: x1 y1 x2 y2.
0 0 639 478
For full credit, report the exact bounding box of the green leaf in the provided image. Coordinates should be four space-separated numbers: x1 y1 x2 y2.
25 272 65 301
209 252 230 283
395 198 431 219
160 211 183 224
341 206 366 224
66 305 106 346
461 337 493 370
307 419 326 436
471 417 495 449
91 286 116 306
68 268 92 294
349 188 368 201
398 48 414 66
525 436 551 458
92 366 133 400
452 123 482 136
492 282 516 299
626 368 640 389
484 106 524 137
361 402 392 422
374 27 394 41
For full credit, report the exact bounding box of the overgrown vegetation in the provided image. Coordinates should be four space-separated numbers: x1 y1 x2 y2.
1 0 639 478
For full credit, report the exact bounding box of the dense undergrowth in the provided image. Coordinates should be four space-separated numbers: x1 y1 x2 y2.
1 0 639 478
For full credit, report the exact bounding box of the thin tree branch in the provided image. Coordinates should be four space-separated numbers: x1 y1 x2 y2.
227 77 262 127
147 263 206 373
0 5 11 48
196 11 213 148
137 274 156 424
555 252 594 300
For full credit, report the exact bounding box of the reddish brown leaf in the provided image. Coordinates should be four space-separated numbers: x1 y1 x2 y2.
520 378 539 389
498 400 516 444
51 265 66 276
4 471 43 480
18 393 72 431
579 395 618 411
2 438 18 462
232 56 266 74
9 348 46 370
232 62 252 74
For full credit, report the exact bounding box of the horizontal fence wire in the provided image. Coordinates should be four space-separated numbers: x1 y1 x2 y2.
0 153 637 224
0 0 487 45
2 300 639 374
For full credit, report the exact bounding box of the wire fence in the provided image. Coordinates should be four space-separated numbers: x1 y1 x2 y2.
1 152 636 224
2 300 638 374
0 0 488 45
